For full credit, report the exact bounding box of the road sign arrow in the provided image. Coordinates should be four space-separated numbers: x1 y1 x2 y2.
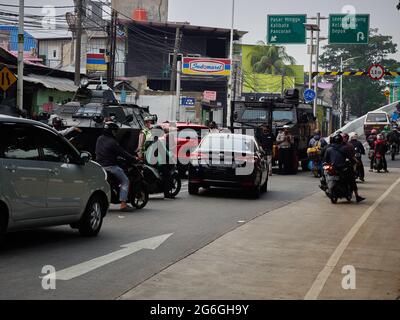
357 32 365 42
270 36 277 42
50 233 174 281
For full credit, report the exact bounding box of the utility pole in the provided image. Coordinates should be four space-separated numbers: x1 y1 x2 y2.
170 26 181 92
339 57 343 127
107 9 117 88
175 60 182 121
226 0 235 130
313 12 321 119
17 0 24 111
74 0 82 86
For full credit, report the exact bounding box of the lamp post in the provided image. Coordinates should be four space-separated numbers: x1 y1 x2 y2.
339 56 361 127
304 23 320 117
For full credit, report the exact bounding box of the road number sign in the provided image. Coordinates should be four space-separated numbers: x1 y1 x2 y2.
368 64 385 81
0 66 17 91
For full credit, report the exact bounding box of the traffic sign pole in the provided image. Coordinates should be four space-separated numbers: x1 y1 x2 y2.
17 0 24 111
313 12 321 119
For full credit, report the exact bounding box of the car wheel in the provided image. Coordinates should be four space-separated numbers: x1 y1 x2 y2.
261 175 268 193
188 183 199 195
250 179 261 199
78 195 106 237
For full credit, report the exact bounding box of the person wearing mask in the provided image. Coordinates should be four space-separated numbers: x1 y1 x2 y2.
96 122 137 212
341 132 356 158
349 133 366 182
136 116 153 160
276 126 295 174
52 116 82 136
323 133 365 203
374 134 389 173
257 124 276 176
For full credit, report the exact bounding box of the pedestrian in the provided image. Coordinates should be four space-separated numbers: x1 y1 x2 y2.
209 121 220 133
276 125 295 174
257 124 275 176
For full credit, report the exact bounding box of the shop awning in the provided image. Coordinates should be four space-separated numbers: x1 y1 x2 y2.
23 74 78 92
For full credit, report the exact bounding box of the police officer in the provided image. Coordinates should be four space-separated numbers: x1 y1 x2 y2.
136 116 153 159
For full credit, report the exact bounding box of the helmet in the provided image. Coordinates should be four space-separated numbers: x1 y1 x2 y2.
371 129 378 134
52 116 63 130
331 133 343 145
144 116 153 122
104 121 119 136
377 134 384 141
350 132 358 140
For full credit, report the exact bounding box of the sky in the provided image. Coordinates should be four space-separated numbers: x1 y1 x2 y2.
168 0 400 67
2 0 400 68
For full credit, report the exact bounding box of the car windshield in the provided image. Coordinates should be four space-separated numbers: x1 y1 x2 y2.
273 110 294 122
74 106 102 117
366 113 388 123
241 109 268 121
198 135 255 154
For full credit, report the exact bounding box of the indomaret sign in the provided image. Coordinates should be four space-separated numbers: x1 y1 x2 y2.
182 57 231 76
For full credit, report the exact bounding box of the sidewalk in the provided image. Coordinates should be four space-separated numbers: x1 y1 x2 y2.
120 170 400 300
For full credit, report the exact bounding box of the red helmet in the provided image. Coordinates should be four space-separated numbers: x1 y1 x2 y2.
371 129 377 134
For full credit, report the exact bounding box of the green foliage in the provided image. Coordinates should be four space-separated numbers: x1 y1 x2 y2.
319 28 399 116
247 41 296 76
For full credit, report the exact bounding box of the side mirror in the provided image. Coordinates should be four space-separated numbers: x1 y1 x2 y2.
80 151 92 164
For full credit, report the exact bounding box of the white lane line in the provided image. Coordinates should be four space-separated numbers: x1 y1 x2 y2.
49 233 173 281
304 176 400 300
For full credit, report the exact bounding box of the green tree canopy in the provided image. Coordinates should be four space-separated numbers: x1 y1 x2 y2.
319 28 399 117
247 41 296 75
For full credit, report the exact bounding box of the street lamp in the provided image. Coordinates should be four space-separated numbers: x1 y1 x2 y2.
339 56 361 126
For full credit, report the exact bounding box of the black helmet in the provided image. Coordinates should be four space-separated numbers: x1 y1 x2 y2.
52 116 63 129
331 133 343 145
104 121 119 136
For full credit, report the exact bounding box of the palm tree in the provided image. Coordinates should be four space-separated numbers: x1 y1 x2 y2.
248 41 296 75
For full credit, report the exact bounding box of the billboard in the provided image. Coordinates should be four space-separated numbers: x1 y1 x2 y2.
182 57 231 76
112 0 168 22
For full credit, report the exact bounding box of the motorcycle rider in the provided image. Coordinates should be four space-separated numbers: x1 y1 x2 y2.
52 116 82 136
136 116 153 159
95 122 137 212
367 129 378 172
349 133 366 182
386 125 400 154
323 133 365 203
374 134 389 173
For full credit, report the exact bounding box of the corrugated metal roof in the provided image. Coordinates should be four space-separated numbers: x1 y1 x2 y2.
0 25 37 51
24 74 77 92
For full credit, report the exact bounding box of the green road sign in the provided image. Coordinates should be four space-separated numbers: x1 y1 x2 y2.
329 14 370 44
267 14 306 44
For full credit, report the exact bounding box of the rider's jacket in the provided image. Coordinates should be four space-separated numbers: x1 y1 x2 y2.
95 132 136 167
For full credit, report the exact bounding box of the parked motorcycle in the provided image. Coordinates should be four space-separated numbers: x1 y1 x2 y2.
323 163 354 204
143 164 181 199
107 158 149 209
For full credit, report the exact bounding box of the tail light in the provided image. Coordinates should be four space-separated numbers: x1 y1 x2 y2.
323 164 335 175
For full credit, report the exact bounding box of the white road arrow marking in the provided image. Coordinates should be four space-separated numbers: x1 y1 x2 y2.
51 233 174 281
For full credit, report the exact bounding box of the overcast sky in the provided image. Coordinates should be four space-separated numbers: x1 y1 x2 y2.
4 0 400 67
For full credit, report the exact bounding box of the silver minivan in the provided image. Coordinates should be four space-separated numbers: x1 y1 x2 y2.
0 115 111 243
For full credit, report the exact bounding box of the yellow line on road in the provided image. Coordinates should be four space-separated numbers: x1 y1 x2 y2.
304 175 400 300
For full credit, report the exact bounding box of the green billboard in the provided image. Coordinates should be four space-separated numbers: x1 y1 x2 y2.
267 14 306 44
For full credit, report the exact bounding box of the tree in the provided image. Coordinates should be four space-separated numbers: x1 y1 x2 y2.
319 28 399 117
248 41 296 75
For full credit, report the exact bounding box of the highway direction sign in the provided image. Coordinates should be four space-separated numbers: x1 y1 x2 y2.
267 14 306 44
329 14 370 44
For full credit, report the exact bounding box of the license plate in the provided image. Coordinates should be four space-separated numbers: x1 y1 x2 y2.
326 175 340 181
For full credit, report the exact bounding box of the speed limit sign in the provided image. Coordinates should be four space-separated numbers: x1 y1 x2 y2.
368 64 385 81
